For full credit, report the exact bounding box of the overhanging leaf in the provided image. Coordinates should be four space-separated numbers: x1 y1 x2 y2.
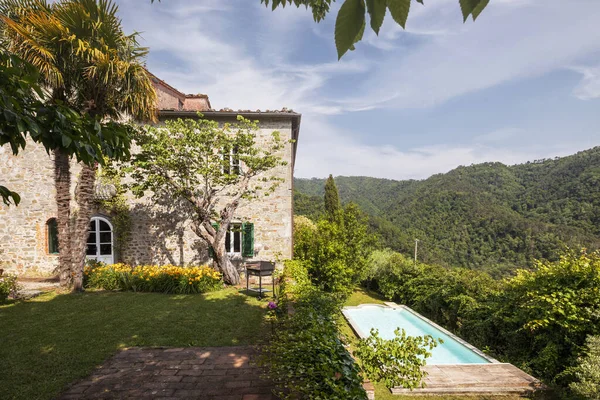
459 0 485 22
335 0 366 59
472 0 489 20
366 0 386 35
387 0 411 29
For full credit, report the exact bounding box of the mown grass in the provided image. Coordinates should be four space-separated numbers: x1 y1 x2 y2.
0 288 268 400
342 289 525 400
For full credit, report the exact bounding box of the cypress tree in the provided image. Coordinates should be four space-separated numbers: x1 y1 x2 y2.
324 174 341 221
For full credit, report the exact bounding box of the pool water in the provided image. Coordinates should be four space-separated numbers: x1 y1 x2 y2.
343 305 491 364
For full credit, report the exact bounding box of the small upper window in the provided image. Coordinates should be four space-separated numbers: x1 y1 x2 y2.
222 145 240 175
47 218 59 254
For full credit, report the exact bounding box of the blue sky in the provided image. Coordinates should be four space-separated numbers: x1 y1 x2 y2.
116 0 600 179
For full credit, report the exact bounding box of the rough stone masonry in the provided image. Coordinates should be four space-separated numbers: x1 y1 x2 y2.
0 75 300 276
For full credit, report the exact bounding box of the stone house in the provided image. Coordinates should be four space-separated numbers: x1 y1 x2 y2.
0 74 301 276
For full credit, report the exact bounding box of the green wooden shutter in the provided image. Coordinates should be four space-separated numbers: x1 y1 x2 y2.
208 222 219 258
241 222 254 257
48 218 59 254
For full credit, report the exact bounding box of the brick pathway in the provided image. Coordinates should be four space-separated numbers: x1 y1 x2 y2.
59 347 277 399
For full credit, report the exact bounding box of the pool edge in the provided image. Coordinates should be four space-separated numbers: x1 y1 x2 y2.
342 303 500 365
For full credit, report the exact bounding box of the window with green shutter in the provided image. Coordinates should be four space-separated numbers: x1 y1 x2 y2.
208 222 219 258
47 218 59 254
242 222 254 257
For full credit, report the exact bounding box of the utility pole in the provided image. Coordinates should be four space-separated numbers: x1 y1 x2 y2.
414 239 419 265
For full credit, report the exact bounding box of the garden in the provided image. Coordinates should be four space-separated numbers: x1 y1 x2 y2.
0 286 268 400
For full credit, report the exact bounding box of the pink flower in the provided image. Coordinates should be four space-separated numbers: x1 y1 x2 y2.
267 301 277 310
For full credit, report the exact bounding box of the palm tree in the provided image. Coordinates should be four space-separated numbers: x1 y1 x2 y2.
0 0 157 291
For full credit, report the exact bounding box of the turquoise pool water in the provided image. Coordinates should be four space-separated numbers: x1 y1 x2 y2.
343 305 491 364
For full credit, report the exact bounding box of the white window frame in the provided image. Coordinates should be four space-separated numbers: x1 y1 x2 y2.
86 216 114 264
222 146 240 175
225 223 242 255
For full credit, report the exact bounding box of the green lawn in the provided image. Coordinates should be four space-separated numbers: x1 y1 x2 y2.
0 288 269 400
342 289 525 400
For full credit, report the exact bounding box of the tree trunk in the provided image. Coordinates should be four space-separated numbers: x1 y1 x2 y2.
54 148 73 287
71 163 97 292
215 247 240 285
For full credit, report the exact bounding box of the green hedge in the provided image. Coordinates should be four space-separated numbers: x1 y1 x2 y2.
262 260 367 399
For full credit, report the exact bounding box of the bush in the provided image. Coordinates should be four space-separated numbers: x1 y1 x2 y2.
84 263 222 294
569 335 600 400
476 250 600 384
355 328 440 390
0 273 19 302
262 260 367 400
293 204 372 297
367 249 497 331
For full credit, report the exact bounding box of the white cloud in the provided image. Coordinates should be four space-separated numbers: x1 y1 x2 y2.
116 0 600 180
342 0 600 110
295 118 592 180
570 64 600 100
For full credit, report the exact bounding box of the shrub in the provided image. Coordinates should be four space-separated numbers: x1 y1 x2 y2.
477 250 600 384
569 335 600 400
293 204 372 297
84 263 222 294
262 260 367 400
355 328 440 389
0 273 20 302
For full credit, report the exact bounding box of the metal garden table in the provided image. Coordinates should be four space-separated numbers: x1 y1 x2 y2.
245 261 275 299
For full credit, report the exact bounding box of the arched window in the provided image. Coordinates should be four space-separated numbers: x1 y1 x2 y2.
86 216 114 264
47 218 59 254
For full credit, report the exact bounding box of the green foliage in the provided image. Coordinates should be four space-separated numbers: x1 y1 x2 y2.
471 250 600 384
97 162 131 256
0 48 135 206
0 273 19 302
367 249 497 331
130 114 286 209
295 149 600 276
294 203 372 296
324 174 342 221
262 260 367 400
293 215 318 261
262 0 489 58
128 114 288 284
84 263 223 294
569 335 600 400
354 328 440 389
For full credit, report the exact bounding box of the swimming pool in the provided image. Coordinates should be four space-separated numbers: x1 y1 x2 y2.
343 304 496 364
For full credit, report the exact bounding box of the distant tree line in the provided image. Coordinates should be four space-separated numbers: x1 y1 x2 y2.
294 147 600 277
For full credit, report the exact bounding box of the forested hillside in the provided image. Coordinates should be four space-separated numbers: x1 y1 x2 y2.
295 147 600 276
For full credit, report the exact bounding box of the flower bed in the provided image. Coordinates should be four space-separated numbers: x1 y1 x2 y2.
84 263 222 294
0 273 19 302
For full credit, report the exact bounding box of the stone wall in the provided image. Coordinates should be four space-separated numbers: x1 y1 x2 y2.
0 115 294 276
0 142 82 275
121 116 294 270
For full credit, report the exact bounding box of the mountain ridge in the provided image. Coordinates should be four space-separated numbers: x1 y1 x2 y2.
294 146 600 275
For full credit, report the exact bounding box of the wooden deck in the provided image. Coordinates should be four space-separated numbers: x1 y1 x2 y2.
391 363 544 396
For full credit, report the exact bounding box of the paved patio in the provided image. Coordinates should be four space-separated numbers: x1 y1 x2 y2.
391 363 544 396
59 346 277 399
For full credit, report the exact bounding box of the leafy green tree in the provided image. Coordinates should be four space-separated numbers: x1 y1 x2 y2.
129 116 287 285
1 0 156 290
294 203 372 296
355 328 440 389
468 250 600 386
0 49 130 207
294 148 600 275
262 0 490 58
324 174 341 221
569 335 600 400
